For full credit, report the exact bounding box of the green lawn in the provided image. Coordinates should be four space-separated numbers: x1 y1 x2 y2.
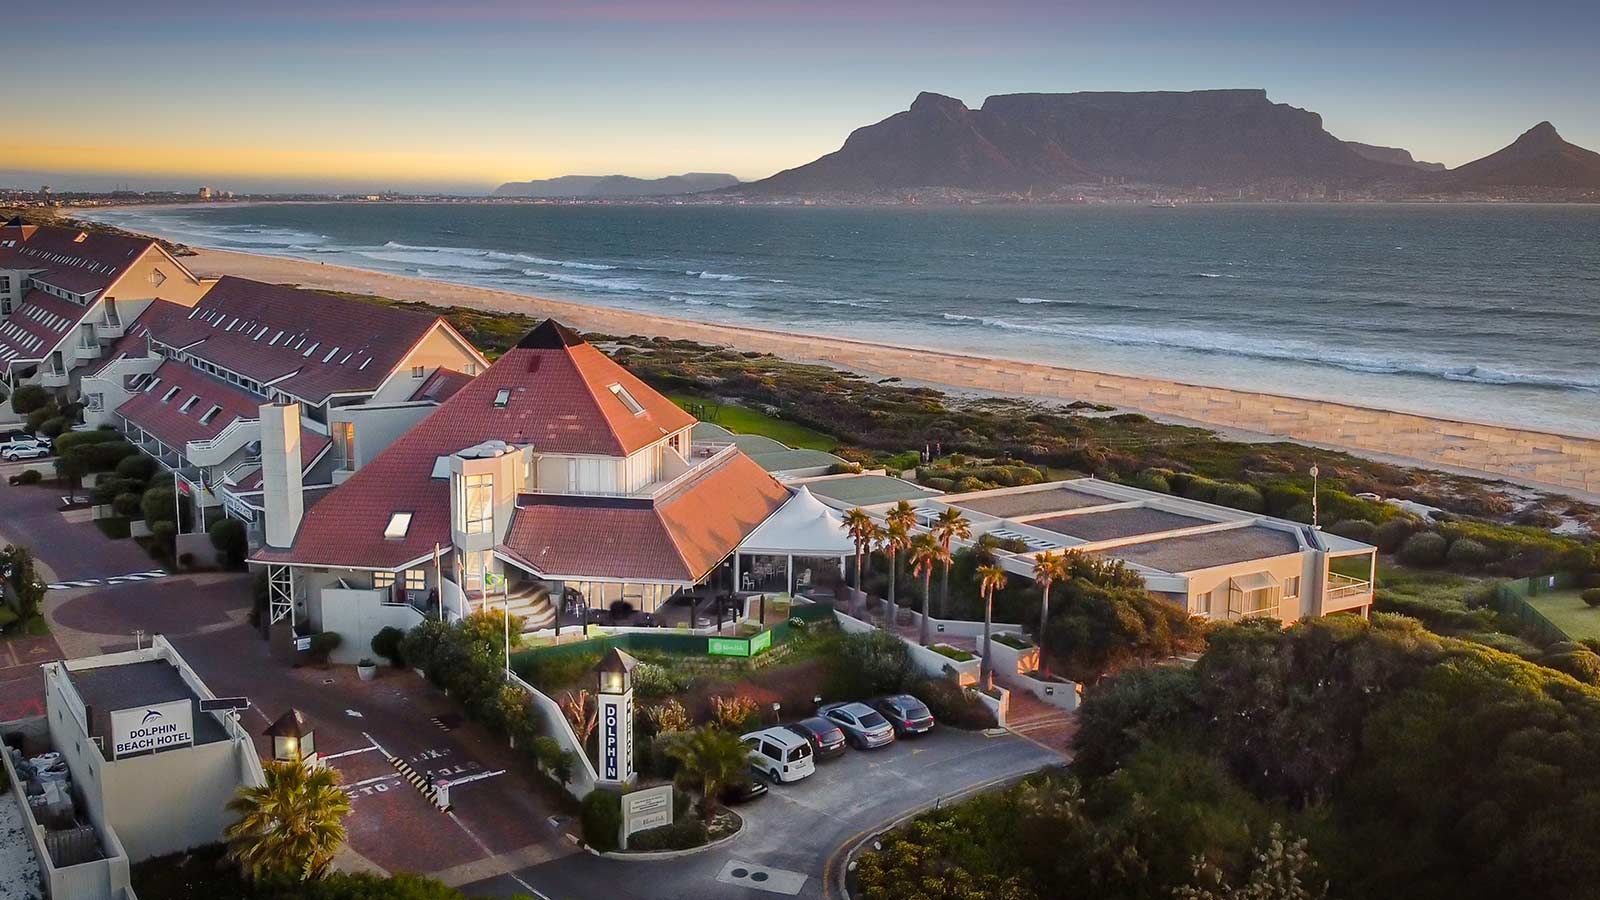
671 394 838 451
1524 589 1600 642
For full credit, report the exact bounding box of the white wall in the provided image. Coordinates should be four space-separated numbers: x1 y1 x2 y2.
318 587 426 665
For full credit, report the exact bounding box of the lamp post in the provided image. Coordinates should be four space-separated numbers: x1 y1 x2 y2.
1309 464 1321 529
264 708 317 769
595 649 638 788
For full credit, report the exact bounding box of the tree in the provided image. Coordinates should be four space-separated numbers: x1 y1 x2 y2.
209 517 248 569
883 501 919 625
882 519 911 627
908 532 946 646
9 384 50 416
225 761 351 882
560 689 597 745
1031 551 1068 677
666 727 748 823
1175 825 1328 900
932 507 972 618
977 564 1009 690
843 508 878 615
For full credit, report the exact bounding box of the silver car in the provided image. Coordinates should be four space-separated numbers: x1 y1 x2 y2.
819 701 895 750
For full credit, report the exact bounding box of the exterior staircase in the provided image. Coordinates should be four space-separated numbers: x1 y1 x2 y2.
504 583 557 632
999 678 1077 755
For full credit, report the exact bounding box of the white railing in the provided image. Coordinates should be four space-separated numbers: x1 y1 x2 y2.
1325 572 1372 602
650 441 738 499
184 416 258 466
221 456 262 486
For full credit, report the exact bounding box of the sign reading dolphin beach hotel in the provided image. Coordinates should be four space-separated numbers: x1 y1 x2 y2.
110 699 195 759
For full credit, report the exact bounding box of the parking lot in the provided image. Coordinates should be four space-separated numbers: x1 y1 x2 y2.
465 724 1065 899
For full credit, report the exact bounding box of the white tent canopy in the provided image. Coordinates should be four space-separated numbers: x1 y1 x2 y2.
738 487 855 556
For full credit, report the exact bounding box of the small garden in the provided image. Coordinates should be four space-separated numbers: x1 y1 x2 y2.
0 545 48 638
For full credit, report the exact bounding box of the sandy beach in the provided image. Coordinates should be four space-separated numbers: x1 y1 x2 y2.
173 244 1600 499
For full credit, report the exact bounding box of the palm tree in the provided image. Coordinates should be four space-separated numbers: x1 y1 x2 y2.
1031 551 1068 678
932 507 971 618
666 727 750 824
882 519 911 627
976 563 1010 691
226 761 352 882
908 533 947 646
843 508 877 615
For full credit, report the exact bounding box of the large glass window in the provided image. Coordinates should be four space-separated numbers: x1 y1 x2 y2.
333 421 356 470
404 569 427 591
458 472 493 534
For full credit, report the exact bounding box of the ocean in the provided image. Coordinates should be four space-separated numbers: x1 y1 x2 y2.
86 202 1600 437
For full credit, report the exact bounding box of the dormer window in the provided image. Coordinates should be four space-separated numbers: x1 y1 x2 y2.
161 385 181 403
384 512 413 540
609 383 644 415
179 395 199 413
494 388 511 409
199 405 223 426
143 376 161 394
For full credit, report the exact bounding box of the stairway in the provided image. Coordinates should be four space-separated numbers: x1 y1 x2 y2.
503 583 557 632
1000 679 1077 755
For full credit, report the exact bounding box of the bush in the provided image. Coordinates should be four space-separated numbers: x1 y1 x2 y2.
92 476 144 505
1375 517 1423 553
1329 519 1377 543
9 384 50 415
1176 475 1221 503
371 626 406 666
1398 532 1448 567
626 817 709 851
1213 482 1265 513
1262 483 1310 518
0 606 18 633
309 632 342 662
142 486 177 525
631 661 688 699
96 517 131 539
1446 538 1492 569
14 469 42 486
910 678 997 730
581 789 623 851
25 406 57 434
208 517 248 569
149 520 178 561
931 644 976 662
38 416 68 438
1583 589 1600 609
1131 469 1171 493
115 454 159 481
825 630 920 698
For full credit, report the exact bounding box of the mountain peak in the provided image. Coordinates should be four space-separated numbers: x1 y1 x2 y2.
1517 121 1563 145
910 92 969 114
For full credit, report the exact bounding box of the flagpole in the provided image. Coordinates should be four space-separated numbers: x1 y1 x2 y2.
433 543 443 621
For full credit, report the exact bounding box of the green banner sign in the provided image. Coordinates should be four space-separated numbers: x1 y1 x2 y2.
707 637 749 657
749 629 773 655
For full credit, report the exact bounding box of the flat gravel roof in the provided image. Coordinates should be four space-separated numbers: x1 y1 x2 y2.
69 660 230 749
808 475 940 506
1031 507 1209 542
953 487 1116 518
1102 526 1302 573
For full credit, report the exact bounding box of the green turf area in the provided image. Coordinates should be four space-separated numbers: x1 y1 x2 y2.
1523 589 1600 641
671 393 838 451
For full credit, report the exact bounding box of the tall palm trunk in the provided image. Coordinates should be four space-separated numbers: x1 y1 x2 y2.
919 570 933 646
939 562 951 618
1037 582 1051 678
852 546 863 616
886 555 897 627
981 588 994 691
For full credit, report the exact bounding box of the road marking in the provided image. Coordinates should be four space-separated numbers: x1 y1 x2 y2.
46 569 167 591
446 810 551 900
348 774 402 789
324 745 380 761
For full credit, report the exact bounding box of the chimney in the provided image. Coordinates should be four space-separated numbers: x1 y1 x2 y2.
260 402 304 549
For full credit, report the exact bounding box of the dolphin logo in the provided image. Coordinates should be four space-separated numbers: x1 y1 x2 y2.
140 708 165 725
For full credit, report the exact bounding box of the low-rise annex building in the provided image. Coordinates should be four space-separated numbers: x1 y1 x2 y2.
81 276 487 538
251 320 809 662
0 219 212 399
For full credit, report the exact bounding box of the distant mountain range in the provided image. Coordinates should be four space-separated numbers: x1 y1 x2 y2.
736 90 1600 198
495 172 740 198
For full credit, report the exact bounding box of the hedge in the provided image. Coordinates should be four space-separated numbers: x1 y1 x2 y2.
581 789 623 851
9 385 50 415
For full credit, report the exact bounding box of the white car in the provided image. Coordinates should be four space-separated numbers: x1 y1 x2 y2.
741 727 816 784
0 438 50 461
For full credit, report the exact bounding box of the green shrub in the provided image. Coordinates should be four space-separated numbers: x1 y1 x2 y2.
631 661 688 699
112 492 142 518
515 648 603 693
1176 475 1220 503
910 678 997 730
931 643 976 662
142 486 177 525
52 428 123 452
371 626 406 666
1330 519 1377 543
1446 538 1492 569
1583 589 1600 609
626 817 709 851
1213 482 1265 513
0 606 18 632
1398 532 1448 567
92 476 144 504
581 789 623 851
1375 517 1423 553
115 454 159 481
1131 470 1170 493
9 385 50 415
14 469 42 486
38 416 68 438
207 517 248 568
96 517 131 539
825 630 920 698
149 520 177 560
1261 483 1310 517
26 406 56 433
309 631 342 662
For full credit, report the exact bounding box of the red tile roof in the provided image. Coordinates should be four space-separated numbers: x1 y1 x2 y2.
499 452 789 582
116 360 330 466
258 321 736 572
130 276 462 404
0 290 82 364
0 224 155 298
410 367 473 403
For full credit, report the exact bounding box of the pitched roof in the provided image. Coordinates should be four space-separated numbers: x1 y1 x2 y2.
116 360 330 465
131 276 455 404
500 452 789 582
0 290 81 364
259 321 724 570
0 223 156 297
410 367 473 403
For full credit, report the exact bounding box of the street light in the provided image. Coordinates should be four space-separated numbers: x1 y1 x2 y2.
1309 464 1321 529
264 708 317 768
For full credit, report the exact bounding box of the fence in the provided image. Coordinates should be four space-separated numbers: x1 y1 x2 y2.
1490 572 1580 645
510 601 836 672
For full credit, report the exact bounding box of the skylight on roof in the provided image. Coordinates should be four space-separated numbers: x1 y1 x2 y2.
143 376 161 393
302 341 320 358
161 385 181 403
494 388 511 409
609 383 645 415
199 405 223 426
383 512 413 540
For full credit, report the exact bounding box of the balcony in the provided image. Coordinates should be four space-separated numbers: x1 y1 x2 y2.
39 368 69 388
184 417 259 468
1322 571 1374 614
96 316 125 339
73 341 101 362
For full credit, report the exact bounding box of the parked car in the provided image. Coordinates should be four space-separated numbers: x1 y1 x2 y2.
741 727 816 783
819 701 896 750
873 694 936 737
0 438 51 461
784 716 848 760
720 775 769 805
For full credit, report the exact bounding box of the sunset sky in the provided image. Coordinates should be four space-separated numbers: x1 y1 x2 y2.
8 0 1599 193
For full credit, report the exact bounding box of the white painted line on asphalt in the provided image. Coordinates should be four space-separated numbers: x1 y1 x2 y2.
446 810 550 900
360 732 391 757
347 774 402 788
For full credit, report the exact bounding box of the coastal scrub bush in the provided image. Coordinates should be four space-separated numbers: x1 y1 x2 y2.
1583 589 1600 608
26 405 58 434
112 492 142 518
92 476 144 504
630 662 687 699
9 385 49 415
580 789 623 851
1398 532 1448 567
14 469 42 486
1375 517 1423 553
1261 483 1310 518
1445 538 1492 569
1213 482 1265 513
371 626 406 666
1329 519 1377 543
825 629 919 698
208 518 248 568
910 678 997 730
38 416 68 438
115 454 158 481
1132 469 1171 493
148 520 178 562
142 486 177 525
627 818 708 852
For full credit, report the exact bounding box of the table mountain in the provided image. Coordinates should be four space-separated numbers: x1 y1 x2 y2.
1344 141 1446 171
1445 122 1600 189
495 172 740 198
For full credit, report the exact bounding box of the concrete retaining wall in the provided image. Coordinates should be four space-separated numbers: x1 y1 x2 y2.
1008 671 1082 712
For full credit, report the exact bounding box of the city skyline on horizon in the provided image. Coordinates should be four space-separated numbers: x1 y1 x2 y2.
9 0 1600 193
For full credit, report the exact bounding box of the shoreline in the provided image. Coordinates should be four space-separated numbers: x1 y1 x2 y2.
166 244 1600 500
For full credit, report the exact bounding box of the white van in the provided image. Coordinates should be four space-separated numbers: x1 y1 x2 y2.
741 727 816 783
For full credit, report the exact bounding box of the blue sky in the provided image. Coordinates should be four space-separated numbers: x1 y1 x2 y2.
7 0 1599 192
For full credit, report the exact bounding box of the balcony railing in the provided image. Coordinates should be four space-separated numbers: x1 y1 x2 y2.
1326 572 1373 602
